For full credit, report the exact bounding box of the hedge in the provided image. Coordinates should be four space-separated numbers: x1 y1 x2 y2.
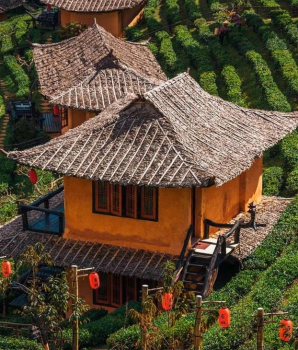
165 0 180 26
285 168 298 195
262 166 283 196
3 55 30 98
185 0 201 21
229 30 291 112
144 0 162 33
107 313 195 349
270 9 298 48
174 25 218 95
203 196 298 349
156 31 178 71
281 131 298 170
244 11 298 96
0 337 42 350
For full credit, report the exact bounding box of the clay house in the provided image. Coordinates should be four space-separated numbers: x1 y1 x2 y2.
40 0 148 36
33 23 166 135
2 73 298 309
0 0 23 21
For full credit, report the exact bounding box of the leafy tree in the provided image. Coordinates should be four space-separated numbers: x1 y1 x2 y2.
11 243 89 350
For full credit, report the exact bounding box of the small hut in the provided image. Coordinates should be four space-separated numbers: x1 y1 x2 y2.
40 0 148 35
0 0 23 21
33 23 166 134
4 72 298 306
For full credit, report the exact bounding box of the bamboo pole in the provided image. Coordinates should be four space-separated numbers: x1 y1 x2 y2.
141 285 148 350
71 265 79 350
257 308 264 350
194 295 203 350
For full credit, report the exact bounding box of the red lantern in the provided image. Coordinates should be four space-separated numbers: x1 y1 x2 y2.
53 105 59 116
2 261 12 277
218 307 231 328
89 272 100 289
28 169 38 184
279 319 293 342
161 292 173 311
46 4 52 11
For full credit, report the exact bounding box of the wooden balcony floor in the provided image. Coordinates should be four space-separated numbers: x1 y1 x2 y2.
28 204 64 235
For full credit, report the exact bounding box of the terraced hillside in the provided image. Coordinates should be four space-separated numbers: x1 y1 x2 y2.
128 0 298 197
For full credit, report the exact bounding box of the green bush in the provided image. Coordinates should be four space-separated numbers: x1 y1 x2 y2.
107 325 140 350
144 0 162 33
262 166 283 196
62 327 91 350
156 31 178 71
0 201 18 224
185 0 201 21
286 168 298 195
124 26 143 41
81 301 141 347
3 55 30 98
80 307 108 323
0 337 43 350
281 131 298 170
165 0 180 25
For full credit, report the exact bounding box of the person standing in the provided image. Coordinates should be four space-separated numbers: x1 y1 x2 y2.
218 21 230 45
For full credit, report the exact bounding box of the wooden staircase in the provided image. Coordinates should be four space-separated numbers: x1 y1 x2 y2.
177 203 265 297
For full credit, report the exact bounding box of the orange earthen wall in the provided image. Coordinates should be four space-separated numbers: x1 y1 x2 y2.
62 109 95 134
63 177 192 255
122 3 145 28
194 157 262 237
60 9 121 36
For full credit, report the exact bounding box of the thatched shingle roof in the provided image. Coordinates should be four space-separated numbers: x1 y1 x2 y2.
40 0 146 12
0 0 23 13
33 24 166 111
7 73 298 187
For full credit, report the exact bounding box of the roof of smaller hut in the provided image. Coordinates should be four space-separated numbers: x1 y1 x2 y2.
0 0 23 13
33 23 166 111
6 73 298 188
40 0 146 12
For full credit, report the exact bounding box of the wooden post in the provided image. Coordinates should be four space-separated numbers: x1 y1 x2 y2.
257 308 264 350
71 265 79 350
141 285 148 350
194 295 203 350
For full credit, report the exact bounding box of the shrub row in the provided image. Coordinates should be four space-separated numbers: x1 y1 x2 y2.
262 166 283 195
3 55 30 98
270 9 298 47
185 0 201 21
244 11 298 95
0 337 42 350
194 18 214 43
229 31 291 112
62 301 141 348
165 0 180 25
107 313 195 349
174 25 218 95
203 196 298 349
144 0 163 33
209 41 245 106
281 130 298 170
156 31 178 71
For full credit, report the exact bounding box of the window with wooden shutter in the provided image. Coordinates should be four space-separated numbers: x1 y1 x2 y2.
141 186 157 220
110 184 122 216
111 274 122 307
126 185 137 218
96 272 110 304
125 277 137 302
95 181 110 213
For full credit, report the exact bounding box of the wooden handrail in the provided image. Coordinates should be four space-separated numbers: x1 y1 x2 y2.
175 224 194 273
19 205 64 216
23 186 64 208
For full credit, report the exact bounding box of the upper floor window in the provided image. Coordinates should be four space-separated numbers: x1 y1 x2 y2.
93 181 158 221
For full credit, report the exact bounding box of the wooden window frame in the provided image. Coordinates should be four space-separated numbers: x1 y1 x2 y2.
111 274 122 307
60 107 68 128
126 185 137 218
110 184 122 216
93 182 158 221
94 181 110 213
141 186 157 220
95 272 111 305
125 276 137 303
